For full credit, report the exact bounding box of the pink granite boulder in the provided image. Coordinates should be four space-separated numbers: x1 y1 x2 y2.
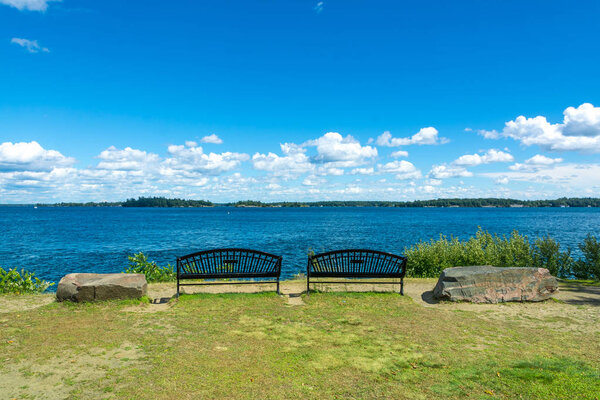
56 273 147 302
433 266 558 303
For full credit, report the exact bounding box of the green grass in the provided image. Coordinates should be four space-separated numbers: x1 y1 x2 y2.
1 291 599 399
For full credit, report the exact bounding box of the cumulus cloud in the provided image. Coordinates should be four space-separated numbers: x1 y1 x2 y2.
481 103 600 152
429 164 473 179
307 132 377 167
96 146 160 171
200 134 223 144
11 38 49 53
0 0 59 11
378 160 422 180
390 150 409 158
163 142 248 175
509 154 563 171
0 141 75 171
376 128 448 147
252 143 314 177
453 149 514 167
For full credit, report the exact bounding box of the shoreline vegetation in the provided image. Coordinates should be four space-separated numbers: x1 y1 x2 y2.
2 196 599 208
2 229 598 294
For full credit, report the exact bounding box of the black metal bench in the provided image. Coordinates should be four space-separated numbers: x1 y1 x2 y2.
306 249 407 294
176 248 282 296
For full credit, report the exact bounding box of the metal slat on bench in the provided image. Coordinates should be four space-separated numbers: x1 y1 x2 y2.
307 249 406 295
176 248 282 297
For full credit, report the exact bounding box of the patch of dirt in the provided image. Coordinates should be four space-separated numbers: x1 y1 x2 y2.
0 342 145 400
285 293 305 306
0 293 55 313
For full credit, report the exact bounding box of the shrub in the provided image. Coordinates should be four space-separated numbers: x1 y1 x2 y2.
124 252 176 283
404 228 574 278
572 234 600 280
532 236 574 278
0 267 55 294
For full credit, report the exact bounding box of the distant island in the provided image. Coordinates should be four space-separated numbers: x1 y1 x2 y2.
26 196 600 208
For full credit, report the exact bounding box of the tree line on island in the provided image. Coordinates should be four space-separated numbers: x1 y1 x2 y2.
33 196 600 208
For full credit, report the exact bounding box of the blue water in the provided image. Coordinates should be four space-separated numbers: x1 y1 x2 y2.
1 206 599 285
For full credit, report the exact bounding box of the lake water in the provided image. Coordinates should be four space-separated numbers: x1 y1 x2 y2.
1 206 599 285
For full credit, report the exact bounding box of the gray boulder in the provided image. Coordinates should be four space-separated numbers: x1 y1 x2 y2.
56 273 147 302
433 266 558 303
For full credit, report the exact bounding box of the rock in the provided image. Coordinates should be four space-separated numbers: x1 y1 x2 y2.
56 273 147 302
433 266 558 303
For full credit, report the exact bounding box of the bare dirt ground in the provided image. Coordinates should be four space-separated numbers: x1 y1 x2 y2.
0 342 145 400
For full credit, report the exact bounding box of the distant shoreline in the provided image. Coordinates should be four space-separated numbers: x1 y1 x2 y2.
2 197 600 208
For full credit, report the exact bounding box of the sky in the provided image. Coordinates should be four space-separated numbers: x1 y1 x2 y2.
1 0 600 203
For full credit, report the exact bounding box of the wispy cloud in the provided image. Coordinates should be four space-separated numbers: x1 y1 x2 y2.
11 38 50 53
0 0 60 12
314 1 324 14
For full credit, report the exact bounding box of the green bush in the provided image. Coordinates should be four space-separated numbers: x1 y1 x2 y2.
404 228 575 278
532 236 574 278
124 252 176 283
572 234 600 280
0 267 55 294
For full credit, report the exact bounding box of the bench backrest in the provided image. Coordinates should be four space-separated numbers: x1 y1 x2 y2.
307 249 406 278
177 248 282 278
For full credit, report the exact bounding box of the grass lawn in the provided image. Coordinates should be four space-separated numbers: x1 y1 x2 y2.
1 282 599 399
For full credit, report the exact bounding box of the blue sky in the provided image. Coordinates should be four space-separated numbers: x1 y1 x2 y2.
1 0 600 202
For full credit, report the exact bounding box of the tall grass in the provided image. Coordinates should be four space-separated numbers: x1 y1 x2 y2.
0 267 55 294
404 228 598 279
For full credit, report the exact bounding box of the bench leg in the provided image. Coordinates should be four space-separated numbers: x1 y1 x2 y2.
306 276 310 295
276 278 280 295
400 278 404 296
177 278 180 298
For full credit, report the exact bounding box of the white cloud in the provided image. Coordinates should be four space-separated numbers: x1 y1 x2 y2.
425 179 442 186
0 141 75 171
317 167 344 176
0 0 59 11
302 175 325 186
509 154 563 171
429 164 473 179
96 146 160 171
11 38 49 53
481 103 600 152
163 142 248 175
350 167 375 175
525 154 563 165
475 129 501 139
266 183 281 190
390 150 409 158
200 134 223 144
376 127 447 147
453 149 514 167
495 177 510 185
307 132 377 166
252 143 314 177
562 103 600 137
483 163 600 190
378 160 422 180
